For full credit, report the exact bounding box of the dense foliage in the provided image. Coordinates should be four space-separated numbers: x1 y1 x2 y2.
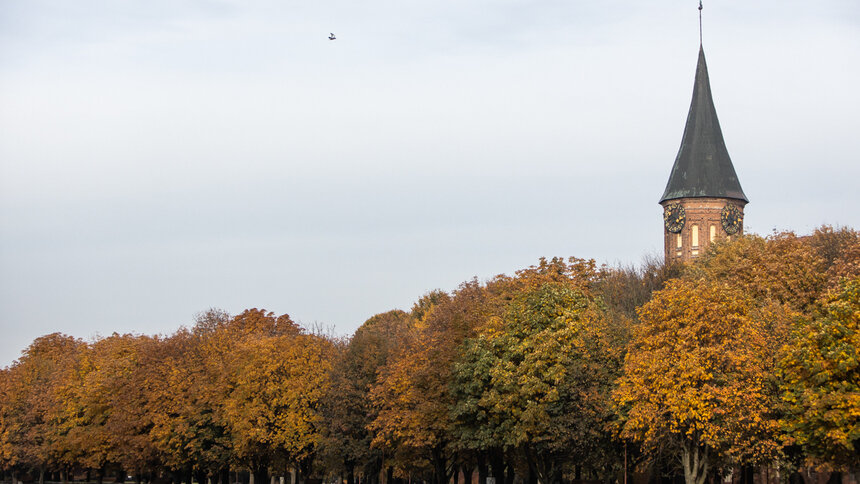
1 227 858 484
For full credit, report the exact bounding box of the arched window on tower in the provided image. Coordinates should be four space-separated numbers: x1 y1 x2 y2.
710 225 717 242
691 225 700 257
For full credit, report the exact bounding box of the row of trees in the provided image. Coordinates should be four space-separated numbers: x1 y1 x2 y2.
1 227 858 484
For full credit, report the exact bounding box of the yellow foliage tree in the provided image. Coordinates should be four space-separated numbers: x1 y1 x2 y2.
615 279 782 484
224 331 334 483
0 334 83 483
779 276 860 470
691 232 827 314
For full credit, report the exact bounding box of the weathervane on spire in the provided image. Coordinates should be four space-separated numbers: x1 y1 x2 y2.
699 0 704 45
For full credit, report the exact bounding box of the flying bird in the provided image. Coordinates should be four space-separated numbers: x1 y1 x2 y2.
329 33 336 40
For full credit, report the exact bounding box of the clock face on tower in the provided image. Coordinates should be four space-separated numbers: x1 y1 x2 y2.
721 205 742 235
663 202 686 233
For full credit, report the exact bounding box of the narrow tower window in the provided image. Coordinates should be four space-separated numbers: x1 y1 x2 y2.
710 225 716 242
692 225 699 247
676 234 683 248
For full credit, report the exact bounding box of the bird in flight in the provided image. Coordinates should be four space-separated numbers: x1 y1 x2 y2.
329 33 336 40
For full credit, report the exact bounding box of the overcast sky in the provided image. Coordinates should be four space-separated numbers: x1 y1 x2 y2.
1 0 858 366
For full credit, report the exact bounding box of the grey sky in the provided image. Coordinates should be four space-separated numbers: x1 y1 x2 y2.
1 0 858 366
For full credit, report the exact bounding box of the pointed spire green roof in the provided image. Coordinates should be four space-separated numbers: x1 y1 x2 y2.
660 46 748 203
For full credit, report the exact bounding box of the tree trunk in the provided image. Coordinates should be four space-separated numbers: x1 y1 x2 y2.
464 466 475 484
477 453 488 484
680 442 709 484
504 463 515 484
431 446 448 484
522 446 537 484
489 449 504 481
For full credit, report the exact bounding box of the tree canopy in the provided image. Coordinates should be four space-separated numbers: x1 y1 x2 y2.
1 227 857 484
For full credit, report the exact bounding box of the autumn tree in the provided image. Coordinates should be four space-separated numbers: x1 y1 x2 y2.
451 267 627 484
779 276 860 470
0 368 11 472
595 255 682 322
615 279 783 484
368 257 610 484
175 308 301 483
146 309 237 484
0 334 83 484
223 330 334 484
370 280 501 484
806 226 859 273
218 308 301 341
53 333 160 482
690 232 828 314
320 309 415 484
813 227 860 287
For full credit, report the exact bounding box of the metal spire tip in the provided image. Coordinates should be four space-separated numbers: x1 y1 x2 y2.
698 0 703 45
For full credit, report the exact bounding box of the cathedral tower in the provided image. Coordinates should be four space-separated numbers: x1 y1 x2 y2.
660 37 747 263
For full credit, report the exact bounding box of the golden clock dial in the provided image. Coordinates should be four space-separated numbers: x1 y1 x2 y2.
721 205 742 235
664 203 686 234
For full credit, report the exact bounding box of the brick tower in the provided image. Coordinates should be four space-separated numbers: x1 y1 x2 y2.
659 42 748 263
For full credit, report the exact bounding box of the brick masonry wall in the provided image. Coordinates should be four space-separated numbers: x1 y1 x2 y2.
661 197 746 263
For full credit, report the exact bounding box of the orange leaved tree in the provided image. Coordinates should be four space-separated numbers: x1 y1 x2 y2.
0 333 83 484
54 333 159 480
615 279 782 484
223 330 334 484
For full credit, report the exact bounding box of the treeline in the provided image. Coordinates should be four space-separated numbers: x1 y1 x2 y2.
1 227 858 484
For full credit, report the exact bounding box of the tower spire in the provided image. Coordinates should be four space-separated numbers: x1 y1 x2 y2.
659 46 747 203
658 3 748 264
